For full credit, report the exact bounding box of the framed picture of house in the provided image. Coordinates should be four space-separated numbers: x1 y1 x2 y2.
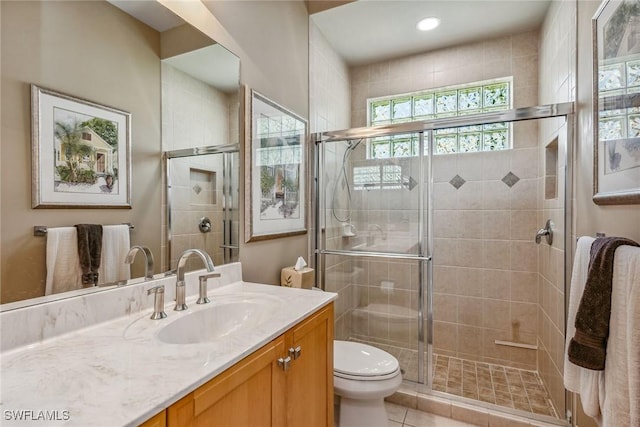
245 89 307 242
592 0 640 204
31 85 131 208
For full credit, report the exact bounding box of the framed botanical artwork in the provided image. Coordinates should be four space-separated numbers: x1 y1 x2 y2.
245 89 307 242
592 0 640 204
31 85 131 208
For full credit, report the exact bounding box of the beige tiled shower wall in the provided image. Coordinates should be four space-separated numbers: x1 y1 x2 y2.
536 0 577 418
169 156 225 269
536 116 567 419
160 63 235 270
432 129 541 370
350 30 540 127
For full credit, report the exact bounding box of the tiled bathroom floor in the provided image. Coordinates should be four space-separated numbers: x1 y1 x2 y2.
335 402 475 427
385 402 475 427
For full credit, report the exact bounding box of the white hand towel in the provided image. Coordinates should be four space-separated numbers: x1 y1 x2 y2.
564 236 604 424
600 244 640 427
565 237 640 427
45 227 83 295
98 225 131 284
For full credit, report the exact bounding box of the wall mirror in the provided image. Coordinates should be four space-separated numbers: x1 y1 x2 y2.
593 0 640 204
0 0 240 310
160 22 241 271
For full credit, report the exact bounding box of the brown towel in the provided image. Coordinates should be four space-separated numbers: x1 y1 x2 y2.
568 236 639 370
75 224 103 286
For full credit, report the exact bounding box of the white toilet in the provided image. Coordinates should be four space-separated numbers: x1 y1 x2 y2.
333 340 403 427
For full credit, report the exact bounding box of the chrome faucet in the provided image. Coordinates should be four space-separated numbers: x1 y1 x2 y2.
175 249 215 311
124 245 155 280
367 224 387 246
197 272 221 304
146 284 167 320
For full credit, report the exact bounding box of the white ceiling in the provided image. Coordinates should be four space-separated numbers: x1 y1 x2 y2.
163 44 240 93
312 0 552 65
107 0 184 32
107 0 239 92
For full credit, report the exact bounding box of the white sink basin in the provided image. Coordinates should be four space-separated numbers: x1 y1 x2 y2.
157 295 282 344
124 293 285 345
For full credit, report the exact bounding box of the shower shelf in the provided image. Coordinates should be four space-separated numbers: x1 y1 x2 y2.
494 340 538 350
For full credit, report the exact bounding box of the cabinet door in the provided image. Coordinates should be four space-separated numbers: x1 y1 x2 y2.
139 410 166 427
168 335 286 427
286 303 334 427
194 336 285 427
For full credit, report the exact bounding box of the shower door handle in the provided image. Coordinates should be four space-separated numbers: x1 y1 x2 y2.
535 219 553 245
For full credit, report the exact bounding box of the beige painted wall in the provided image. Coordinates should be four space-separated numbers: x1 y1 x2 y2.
163 0 311 285
572 2 640 425
575 0 640 243
0 1 162 303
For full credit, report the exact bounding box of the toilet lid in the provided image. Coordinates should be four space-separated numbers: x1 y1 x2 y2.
334 341 399 378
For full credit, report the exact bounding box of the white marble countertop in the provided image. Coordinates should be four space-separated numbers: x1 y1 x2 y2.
0 280 336 426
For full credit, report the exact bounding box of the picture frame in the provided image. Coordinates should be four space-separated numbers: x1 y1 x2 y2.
244 89 307 242
31 85 131 208
592 0 640 205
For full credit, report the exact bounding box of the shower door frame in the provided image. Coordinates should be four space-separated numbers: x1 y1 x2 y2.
312 102 575 422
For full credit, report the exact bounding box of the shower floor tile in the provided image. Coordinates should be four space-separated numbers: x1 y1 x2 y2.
349 339 558 420
432 354 558 418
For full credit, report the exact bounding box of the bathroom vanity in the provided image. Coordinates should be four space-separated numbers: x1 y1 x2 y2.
0 263 336 427
153 304 333 427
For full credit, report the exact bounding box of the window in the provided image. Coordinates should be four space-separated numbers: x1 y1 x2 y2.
367 78 512 158
353 164 403 190
82 132 92 141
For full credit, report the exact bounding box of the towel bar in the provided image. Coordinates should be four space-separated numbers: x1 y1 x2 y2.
576 232 606 242
33 223 134 237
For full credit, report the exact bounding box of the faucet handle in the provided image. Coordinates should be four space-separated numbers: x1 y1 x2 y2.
147 285 167 320
197 272 220 304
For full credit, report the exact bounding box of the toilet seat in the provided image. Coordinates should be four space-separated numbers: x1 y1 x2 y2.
334 341 400 381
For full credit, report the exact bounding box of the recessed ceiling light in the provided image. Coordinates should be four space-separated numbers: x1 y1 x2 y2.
416 17 440 32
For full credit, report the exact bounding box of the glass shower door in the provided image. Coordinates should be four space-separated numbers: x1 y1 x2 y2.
316 133 429 384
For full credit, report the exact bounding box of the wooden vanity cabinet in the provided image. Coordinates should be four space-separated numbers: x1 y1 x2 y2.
140 410 166 427
285 303 334 427
163 303 334 427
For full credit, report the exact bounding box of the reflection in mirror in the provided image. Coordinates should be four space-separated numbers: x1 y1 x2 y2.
0 0 240 310
160 34 241 275
166 148 240 272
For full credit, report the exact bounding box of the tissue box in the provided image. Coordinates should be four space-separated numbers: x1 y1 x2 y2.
280 267 315 289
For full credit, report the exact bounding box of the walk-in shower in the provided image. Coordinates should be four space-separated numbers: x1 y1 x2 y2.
313 103 573 424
